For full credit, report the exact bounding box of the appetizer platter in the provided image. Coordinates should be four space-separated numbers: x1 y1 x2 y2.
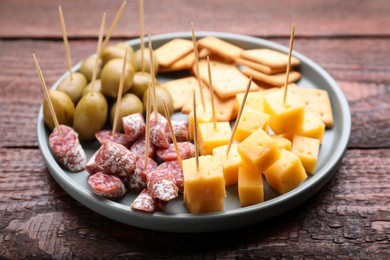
37 30 351 233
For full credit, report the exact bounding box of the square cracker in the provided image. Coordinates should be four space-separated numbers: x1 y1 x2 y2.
236 57 286 75
159 52 195 73
155 38 194 67
160 76 198 111
195 60 260 99
242 67 301 87
287 84 334 127
241 49 300 69
197 36 243 62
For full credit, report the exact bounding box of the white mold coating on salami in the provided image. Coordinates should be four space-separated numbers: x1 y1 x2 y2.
122 113 146 142
149 178 178 201
88 172 126 198
131 188 156 213
61 143 87 172
149 113 170 148
95 129 132 147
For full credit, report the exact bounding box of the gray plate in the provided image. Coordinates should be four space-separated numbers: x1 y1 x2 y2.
37 32 351 233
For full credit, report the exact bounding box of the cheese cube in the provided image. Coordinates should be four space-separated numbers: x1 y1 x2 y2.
188 105 213 140
198 122 231 155
234 107 270 142
292 135 320 174
184 191 225 214
235 88 278 113
282 113 325 144
238 164 264 207
264 149 307 194
263 90 305 134
183 155 226 207
271 135 292 151
237 128 281 173
212 143 242 186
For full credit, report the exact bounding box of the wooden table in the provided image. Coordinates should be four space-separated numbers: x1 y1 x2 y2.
1 0 389 258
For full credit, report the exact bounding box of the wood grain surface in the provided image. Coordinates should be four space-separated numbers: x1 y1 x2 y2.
0 0 389 258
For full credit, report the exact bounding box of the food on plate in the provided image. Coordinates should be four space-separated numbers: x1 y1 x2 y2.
128 157 158 192
43 89 75 129
82 79 102 96
282 112 325 143
109 93 144 132
154 38 194 67
271 135 292 151
79 55 102 82
240 48 301 69
238 164 264 207
212 143 242 186
233 107 270 142
122 112 146 142
88 172 127 198
57 72 88 104
130 71 156 98
142 86 174 116
197 122 232 155
156 142 195 161
291 135 320 174
101 43 137 70
160 76 197 111
95 129 132 147
197 36 243 62
100 58 135 98
149 112 170 148
134 47 159 75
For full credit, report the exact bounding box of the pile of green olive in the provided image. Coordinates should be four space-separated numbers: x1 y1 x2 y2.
43 42 174 141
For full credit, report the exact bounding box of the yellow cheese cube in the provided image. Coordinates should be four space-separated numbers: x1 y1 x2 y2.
188 105 213 140
282 113 325 144
264 149 308 194
263 90 305 134
183 155 226 205
184 191 225 214
212 143 242 186
235 88 278 113
238 164 264 207
271 135 292 151
292 135 320 174
198 122 231 155
237 128 281 173
234 107 270 142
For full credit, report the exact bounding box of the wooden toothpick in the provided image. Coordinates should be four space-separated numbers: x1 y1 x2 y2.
148 34 158 119
226 74 253 156
283 22 295 104
112 48 128 137
90 13 106 95
102 1 127 50
193 91 199 172
206 56 217 129
144 83 152 168
191 22 206 112
139 0 145 72
58 6 73 80
33 53 62 138
163 100 183 171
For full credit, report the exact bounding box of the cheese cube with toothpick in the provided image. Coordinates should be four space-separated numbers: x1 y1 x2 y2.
198 122 231 155
212 143 242 186
233 107 270 142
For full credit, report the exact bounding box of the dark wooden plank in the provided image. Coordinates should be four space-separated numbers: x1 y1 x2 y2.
1 0 390 38
1 38 390 148
0 148 389 258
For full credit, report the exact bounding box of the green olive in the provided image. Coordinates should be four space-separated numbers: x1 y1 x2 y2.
43 90 75 129
110 93 144 132
100 58 135 98
142 86 174 116
135 48 159 76
101 44 137 71
79 55 102 82
130 72 159 99
57 72 87 104
73 92 108 141
82 79 102 96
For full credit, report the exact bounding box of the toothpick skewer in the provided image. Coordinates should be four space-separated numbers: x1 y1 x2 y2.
162 100 183 170
144 83 152 168
148 34 158 119
33 53 62 139
90 13 106 95
283 22 295 104
112 48 128 137
206 56 217 129
102 1 127 50
139 0 145 72
191 22 206 112
226 74 253 156
58 6 73 80
193 92 199 172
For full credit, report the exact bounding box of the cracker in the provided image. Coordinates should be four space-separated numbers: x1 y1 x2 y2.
196 60 260 99
160 76 198 111
181 82 211 114
241 49 300 69
197 36 243 62
236 57 286 75
159 52 195 73
242 67 301 87
155 38 193 67
287 84 334 127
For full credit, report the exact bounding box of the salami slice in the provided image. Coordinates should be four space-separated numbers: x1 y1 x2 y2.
171 120 189 142
85 141 137 179
157 160 184 193
149 113 170 149
88 172 126 198
156 142 195 161
129 139 156 159
122 113 145 142
146 168 178 201
95 130 132 147
131 188 156 213
128 157 158 193
49 124 86 172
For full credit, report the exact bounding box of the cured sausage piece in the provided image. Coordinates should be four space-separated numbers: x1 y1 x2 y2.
131 188 156 213
85 141 137 179
129 139 156 159
171 120 189 142
146 168 178 201
49 124 86 172
88 172 126 198
157 160 184 193
127 157 157 193
95 130 132 147
156 142 195 161
149 113 170 149
122 113 146 142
